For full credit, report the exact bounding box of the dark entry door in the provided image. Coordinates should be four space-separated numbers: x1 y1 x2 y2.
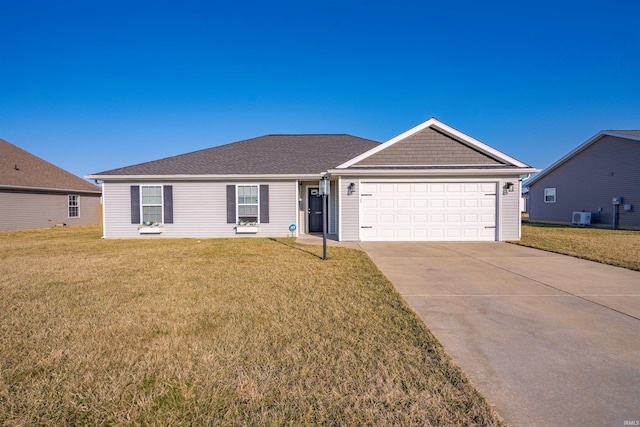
308 188 323 233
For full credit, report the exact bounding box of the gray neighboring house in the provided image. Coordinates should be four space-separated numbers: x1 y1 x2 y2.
0 138 102 231
87 118 537 241
526 130 640 229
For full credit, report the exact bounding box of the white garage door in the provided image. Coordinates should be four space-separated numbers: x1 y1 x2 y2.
360 182 497 241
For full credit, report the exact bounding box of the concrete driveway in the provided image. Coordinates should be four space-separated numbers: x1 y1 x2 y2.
360 242 640 426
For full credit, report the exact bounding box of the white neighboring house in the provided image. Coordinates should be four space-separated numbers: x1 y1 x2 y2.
88 118 537 241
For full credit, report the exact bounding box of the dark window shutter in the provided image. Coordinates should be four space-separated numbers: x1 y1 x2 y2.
260 185 269 224
163 185 173 224
226 185 236 224
130 185 140 224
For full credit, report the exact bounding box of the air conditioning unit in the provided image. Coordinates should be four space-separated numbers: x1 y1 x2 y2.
572 211 591 226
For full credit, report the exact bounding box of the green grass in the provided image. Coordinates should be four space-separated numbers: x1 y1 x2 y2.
0 225 503 426
512 223 640 271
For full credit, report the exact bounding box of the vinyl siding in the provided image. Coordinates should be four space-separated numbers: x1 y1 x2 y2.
102 181 297 238
0 191 101 231
340 180 360 241
529 135 640 228
499 178 522 240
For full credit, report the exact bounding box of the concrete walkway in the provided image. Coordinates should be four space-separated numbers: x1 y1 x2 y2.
360 242 640 426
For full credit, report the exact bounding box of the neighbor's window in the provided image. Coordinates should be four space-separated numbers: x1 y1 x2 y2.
68 195 79 218
237 185 259 223
141 185 163 223
544 188 556 203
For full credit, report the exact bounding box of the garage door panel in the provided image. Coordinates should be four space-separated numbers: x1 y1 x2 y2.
362 199 378 209
464 214 478 223
480 183 496 192
413 214 428 223
396 198 411 208
397 214 411 223
379 199 394 209
360 182 497 241
413 198 428 208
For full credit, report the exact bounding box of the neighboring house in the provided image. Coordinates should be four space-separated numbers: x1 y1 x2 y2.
526 130 640 229
87 118 536 241
0 139 102 231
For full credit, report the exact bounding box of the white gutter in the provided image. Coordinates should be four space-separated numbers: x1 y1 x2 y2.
85 173 324 181
327 168 539 177
0 184 102 194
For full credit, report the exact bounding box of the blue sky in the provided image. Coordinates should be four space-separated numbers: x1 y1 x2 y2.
1 0 638 179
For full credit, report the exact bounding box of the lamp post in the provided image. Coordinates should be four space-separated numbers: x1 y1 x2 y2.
319 176 330 260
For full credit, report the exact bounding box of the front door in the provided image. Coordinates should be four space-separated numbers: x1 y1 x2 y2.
308 188 323 233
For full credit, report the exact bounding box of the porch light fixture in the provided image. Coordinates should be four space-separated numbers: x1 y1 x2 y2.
347 182 355 195
504 182 515 193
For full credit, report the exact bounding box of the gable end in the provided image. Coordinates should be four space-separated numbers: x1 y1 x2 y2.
353 127 504 167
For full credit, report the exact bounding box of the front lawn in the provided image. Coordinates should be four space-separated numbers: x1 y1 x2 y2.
0 226 502 426
512 223 640 271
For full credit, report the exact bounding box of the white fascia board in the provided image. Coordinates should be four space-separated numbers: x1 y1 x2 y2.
336 118 531 169
327 167 539 177
86 174 323 182
0 184 102 194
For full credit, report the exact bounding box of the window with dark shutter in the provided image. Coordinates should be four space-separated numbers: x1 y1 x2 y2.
163 185 173 224
131 186 140 224
227 185 236 223
260 185 269 223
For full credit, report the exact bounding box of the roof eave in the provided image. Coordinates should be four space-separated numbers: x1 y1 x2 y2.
86 173 324 181
0 184 102 194
327 167 539 177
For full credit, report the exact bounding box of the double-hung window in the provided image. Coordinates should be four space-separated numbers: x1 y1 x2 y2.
68 195 79 218
141 185 163 224
237 185 259 223
544 188 556 203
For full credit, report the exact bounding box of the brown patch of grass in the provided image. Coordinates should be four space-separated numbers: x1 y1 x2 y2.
0 225 503 426
512 223 640 271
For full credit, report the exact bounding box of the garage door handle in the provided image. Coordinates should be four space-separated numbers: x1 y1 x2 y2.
361 193 373 196
485 226 496 229
485 193 497 196
361 226 373 228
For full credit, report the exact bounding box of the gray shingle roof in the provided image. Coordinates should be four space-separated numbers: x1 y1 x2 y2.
94 134 381 176
0 138 101 193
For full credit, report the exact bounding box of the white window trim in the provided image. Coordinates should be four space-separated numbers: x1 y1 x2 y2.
68 194 80 218
544 188 556 203
236 184 260 225
140 185 164 225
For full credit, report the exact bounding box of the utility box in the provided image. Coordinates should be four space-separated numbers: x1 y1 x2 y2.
612 197 623 205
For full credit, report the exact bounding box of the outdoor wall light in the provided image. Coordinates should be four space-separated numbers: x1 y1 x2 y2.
505 182 515 192
347 182 356 195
